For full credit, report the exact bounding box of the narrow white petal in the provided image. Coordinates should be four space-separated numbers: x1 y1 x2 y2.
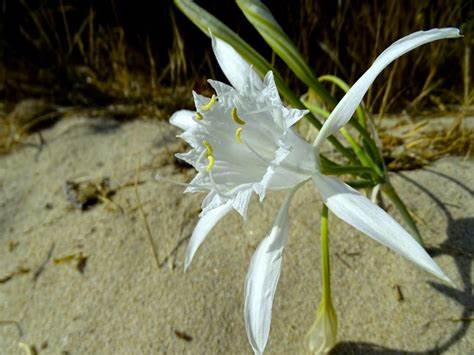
211 35 262 92
232 188 253 219
282 106 309 129
313 28 461 148
184 200 233 271
192 91 210 110
313 174 451 283
261 71 282 107
207 79 236 97
244 189 295 355
170 110 197 131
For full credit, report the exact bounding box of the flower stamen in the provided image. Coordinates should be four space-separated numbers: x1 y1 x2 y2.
203 140 213 156
231 107 246 125
200 95 217 111
235 127 243 143
206 155 215 172
195 112 204 120
203 140 215 172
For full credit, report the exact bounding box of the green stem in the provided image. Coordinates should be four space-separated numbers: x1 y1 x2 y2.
382 182 423 245
351 119 385 168
340 127 382 178
321 204 331 304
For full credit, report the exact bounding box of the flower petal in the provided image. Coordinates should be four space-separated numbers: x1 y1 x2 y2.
255 130 315 201
313 173 451 283
192 91 211 111
211 35 262 92
184 200 233 271
281 106 308 129
207 79 236 97
313 28 461 149
232 188 253 219
261 71 282 107
244 189 295 355
170 110 197 131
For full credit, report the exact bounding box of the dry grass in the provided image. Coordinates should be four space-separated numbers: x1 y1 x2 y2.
288 0 469 113
380 114 473 171
13 2 192 101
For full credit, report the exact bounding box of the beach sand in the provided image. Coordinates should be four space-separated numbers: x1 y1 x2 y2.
1 117 472 354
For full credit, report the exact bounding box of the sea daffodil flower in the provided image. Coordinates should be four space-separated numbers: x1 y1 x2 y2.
168 28 460 354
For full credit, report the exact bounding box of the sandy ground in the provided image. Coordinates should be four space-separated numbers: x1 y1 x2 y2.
0 117 472 354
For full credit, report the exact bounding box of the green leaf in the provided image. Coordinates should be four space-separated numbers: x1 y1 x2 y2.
236 0 335 106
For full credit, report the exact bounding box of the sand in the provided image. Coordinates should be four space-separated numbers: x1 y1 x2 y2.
0 117 472 354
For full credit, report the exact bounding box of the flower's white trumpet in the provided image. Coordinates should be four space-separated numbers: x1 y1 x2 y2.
168 28 460 354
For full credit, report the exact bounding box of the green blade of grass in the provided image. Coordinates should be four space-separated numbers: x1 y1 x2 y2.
236 0 334 105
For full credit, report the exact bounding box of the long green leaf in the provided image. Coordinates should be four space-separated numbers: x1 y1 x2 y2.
236 0 335 106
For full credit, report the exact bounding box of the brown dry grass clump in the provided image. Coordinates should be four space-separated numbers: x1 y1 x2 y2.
381 114 473 171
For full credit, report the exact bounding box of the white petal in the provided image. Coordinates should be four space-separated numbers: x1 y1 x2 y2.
313 173 451 283
313 28 461 148
255 130 315 201
261 71 282 107
184 200 233 271
211 35 262 92
201 190 219 212
170 110 197 131
232 188 253 219
244 189 295 355
207 79 236 97
175 150 202 168
192 91 211 110
281 106 308 129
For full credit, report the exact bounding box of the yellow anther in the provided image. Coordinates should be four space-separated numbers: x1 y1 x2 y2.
203 140 215 172
231 107 246 125
235 127 243 143
195 112 203 120
200 94 217 111
206 155 215 172
203 140 213 156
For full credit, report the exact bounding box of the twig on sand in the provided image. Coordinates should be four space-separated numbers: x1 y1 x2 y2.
33 243 55 282
0 266 30 284
134 158 160 270
159 231 191 269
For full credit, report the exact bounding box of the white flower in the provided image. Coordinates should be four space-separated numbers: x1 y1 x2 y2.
171 36 315 270
169 28 460 354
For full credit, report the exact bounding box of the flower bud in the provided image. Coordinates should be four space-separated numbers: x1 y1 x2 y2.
304 300 337 354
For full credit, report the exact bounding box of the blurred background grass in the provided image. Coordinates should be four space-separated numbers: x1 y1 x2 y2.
0 0 472 156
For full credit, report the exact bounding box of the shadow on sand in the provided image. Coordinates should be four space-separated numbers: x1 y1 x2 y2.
331 167 473 354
